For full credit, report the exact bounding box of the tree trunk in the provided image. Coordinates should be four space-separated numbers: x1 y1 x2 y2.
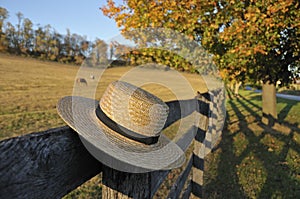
262 81 277 126
234 81 242 96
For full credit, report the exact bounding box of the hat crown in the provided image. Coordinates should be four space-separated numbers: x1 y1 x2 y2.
100 81 169 137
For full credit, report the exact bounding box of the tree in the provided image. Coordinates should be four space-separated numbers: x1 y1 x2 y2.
204 0 300 125
92 38 108 65
0 7 8 33
52 31 64 61
22 18 34 54
80 40 91 58
34 25 45 57
109 41 114 60
71 33 87 65
5 22 16 51
0 6 99 65
102 0 300 125
62 28 73 62
15 12 24 53
0 7 8 51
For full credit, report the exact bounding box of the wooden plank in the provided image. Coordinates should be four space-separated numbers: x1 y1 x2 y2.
165 99 209 128
0 126 102 199
191 88 225 198
167 155 193 199
191 156 204 198
192 91 211 199
181 180 192 199
102 165 151 199
150 170 170 198
149 125 200 198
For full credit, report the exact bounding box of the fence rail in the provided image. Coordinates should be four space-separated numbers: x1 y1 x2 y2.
0 126 102 199
0 88 225 199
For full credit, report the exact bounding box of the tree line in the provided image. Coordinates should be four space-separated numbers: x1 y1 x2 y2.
0 7 214 71
0 7 108 65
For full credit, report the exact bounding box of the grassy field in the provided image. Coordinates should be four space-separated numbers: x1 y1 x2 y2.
1 55 299 198
0 55 206 198
0 54 206 140
205 89 300 198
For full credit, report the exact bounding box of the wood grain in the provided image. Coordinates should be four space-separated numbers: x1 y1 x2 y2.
0 126 102 199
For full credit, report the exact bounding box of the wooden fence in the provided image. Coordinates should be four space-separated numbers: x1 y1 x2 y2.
0 88 225 199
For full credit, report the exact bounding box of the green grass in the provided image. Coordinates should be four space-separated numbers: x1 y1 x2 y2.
204 89 300 198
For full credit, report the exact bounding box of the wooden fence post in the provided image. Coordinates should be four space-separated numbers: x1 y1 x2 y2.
101 165 151 199
191 93 210 199
191 88 225 198
0 126 102 199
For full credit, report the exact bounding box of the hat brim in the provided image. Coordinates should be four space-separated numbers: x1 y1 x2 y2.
57 96 185 173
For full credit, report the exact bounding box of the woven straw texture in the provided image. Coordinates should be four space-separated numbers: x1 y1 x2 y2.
57 81 185 172
100 81 169 137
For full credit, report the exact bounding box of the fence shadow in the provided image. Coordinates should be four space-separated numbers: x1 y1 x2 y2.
205 89 300 198
277 97 299 122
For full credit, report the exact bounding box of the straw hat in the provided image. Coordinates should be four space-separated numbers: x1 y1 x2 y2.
57 81 185 172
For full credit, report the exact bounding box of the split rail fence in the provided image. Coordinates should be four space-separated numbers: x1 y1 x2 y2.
0 88 225 199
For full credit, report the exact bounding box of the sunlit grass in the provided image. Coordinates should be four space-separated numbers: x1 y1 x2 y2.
0 55 204 138
236 152 267 198
205 89 300 198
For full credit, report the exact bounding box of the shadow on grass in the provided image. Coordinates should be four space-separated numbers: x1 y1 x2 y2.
277 97 299 122
205 88 300 198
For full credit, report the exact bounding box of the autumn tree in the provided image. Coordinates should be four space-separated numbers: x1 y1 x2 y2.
4 22 17 51
0 6 111 66
206 0 300 125
0 7 8 51
34 25 50 59
52 31 64 61
110 40 131 59
0 7 8 33
15 12 24 53
92 38 108 65
71 33 89 65
21 18 34 54
102 0 300 125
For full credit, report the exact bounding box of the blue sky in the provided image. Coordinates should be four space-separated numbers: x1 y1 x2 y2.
1 0 123 41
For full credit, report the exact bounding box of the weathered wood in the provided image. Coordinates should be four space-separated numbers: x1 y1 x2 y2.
181 180 192 199
102 168 180 199
102 165 151 199
191 88 225 198
191 155 204 198
165 99 209 128
167 155 193 199
192 92 211 199
0 126 102 199
150 170 170 198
